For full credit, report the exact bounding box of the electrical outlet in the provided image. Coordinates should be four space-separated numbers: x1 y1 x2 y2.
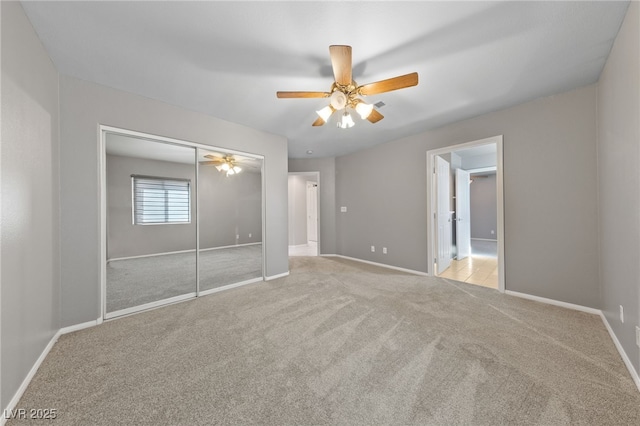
236 234 240 240
341 206 347 212
371 245 375 252
491 230 495 235
636 326 640 348
248 233 252 238
620 305 624 323
383 247 388 254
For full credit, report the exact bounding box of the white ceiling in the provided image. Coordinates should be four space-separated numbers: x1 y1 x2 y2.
22 1 629 158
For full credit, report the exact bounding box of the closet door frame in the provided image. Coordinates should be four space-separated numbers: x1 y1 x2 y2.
99 125 265 320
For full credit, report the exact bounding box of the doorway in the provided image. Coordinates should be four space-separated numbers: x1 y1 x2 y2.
288 172 320 256
426 136 505 292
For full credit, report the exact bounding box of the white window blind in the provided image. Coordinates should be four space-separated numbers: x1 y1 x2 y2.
132 176 191 224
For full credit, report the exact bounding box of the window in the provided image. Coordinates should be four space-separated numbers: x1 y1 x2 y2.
132 176 191 224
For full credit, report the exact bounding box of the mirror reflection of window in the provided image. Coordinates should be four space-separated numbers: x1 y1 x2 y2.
105 134 197 317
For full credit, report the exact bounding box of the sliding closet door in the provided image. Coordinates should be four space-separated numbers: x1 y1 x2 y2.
198 149 263 292
105 134 197 317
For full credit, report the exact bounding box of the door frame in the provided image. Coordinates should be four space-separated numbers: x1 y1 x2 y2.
306 181 318 243
288 171 320 255
99 125 266 320
426 135 505 292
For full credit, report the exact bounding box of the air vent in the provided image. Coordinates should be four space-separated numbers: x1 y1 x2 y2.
374 101 386 108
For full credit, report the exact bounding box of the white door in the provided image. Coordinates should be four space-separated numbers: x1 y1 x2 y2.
306 182 318 242
455 168 471 260
436 156 452 274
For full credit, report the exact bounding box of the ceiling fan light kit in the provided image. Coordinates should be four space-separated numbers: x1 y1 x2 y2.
204 154 243 177
277 45 418 128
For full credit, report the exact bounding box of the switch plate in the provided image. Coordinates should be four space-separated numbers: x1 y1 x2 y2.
340 206 347 212
620 305 624 323
383 247 388 254
371 245 375 252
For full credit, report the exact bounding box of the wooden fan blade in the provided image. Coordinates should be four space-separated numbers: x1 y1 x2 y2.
367 109 384 124
312 117 326 127
329 45 352 86
204 154 225 162
358 72 418 96
276 91 330 99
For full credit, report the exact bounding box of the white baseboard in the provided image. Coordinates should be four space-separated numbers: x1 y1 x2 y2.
504 290 601 315
60 319 100 335
108 242 262 262
600 313 640 392
265 271 289 281
471 238 498 242
505 290 640 393
323 254 429 277
199 277 262 296
2 330 61 425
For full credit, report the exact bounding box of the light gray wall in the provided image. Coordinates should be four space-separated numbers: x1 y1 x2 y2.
106 154 196 258
462 153 496 170
470 174 497 240
106 154 263 259
597 1 639 373
288 175 310 246
289 157 336 254
1 1 60 411
199 165 262 249
60 75 288 327
336 84 599 307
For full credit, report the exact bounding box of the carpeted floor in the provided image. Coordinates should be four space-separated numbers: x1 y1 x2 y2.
10 257 640 425
107 244 262 313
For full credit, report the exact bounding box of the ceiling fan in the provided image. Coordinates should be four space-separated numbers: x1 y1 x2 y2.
200 154 243 176
276 45 418 128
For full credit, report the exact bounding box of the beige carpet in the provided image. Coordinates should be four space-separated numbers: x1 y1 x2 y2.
9 257 640 425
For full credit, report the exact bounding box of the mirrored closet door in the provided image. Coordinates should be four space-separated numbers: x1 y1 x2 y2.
197 149 263 293
105 134 197 317
103 129 265 319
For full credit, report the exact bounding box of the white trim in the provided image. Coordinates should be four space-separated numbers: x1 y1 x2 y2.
505 289 640 393
288 244 309 249
107 242 262 262
105 292 196 320
471 238 498 242
107 248 195 262
426 135 505 293
60 319 99 335
198 278 262 296
600 313 640 392
465 166 497 174
265 271 290 281
2 330 61 424
504 290 601 315
326 255 430 277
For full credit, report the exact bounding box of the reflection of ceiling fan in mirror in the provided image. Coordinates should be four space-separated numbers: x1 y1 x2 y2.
276 45 418 128
200 154 243 176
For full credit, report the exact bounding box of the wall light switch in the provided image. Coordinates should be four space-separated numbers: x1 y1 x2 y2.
341 206 347 213
371 245 375 252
